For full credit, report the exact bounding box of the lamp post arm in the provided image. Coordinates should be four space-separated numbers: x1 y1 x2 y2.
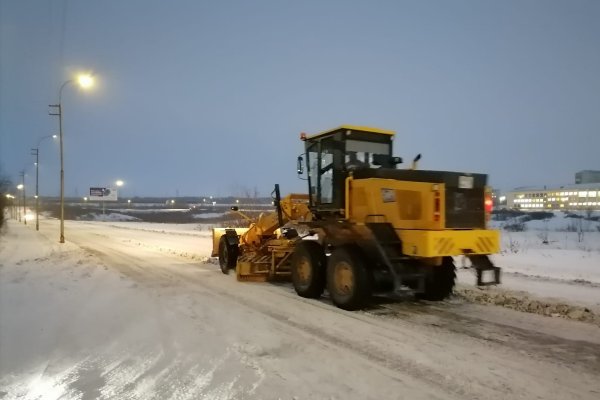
37 134 56 147
58 79 73 104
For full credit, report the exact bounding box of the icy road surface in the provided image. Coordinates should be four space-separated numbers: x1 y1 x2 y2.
1 219 599 399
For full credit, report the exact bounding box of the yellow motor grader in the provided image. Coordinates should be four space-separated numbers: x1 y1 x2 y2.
212 125 500 310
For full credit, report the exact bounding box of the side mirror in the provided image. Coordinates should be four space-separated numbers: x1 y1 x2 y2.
391 156 403 165
372 154 403 167
413 153 421 163
231 206 239 211
297 156 304 175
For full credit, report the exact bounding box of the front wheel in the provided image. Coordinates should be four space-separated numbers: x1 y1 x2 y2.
416 257 456 301
327 245 372 310
218 236 238 274
291 241 326 298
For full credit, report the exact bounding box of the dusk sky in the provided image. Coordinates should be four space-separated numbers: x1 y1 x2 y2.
1 0 599 198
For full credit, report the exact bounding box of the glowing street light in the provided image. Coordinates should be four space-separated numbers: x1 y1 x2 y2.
77 74 94 89
5 194 16 220
49 72 95 243
102 179 124 215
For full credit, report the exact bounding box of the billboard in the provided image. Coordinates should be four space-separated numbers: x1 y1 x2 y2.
89 187 118 201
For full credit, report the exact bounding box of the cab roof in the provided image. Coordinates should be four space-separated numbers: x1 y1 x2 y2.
302 125 396 141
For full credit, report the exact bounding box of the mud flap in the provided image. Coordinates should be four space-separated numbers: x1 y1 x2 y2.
467 255 501 286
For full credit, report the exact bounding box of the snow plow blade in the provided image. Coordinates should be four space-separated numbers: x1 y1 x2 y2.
211 227 249 257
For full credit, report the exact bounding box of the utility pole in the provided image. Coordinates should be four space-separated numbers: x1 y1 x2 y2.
31 135 56 231
49 103 64 242
31 148 39 230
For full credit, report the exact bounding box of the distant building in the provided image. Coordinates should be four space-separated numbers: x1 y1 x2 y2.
575 170 600 184
507 183 600 211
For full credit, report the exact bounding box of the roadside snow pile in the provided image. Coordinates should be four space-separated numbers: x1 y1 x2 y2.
458 211 600 319
77 212 140 222
111 208 190 213
93 221 213 236
455 285 599 326
491 210 600 232
488 211 600 284
491 230 600 283
192 212 226 219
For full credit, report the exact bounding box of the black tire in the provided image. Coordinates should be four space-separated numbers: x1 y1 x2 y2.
291 241 326 298
218 236 238 274
416 257 456 301
327 245 372 310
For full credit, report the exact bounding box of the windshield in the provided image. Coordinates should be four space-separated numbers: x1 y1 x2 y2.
345 140 390 168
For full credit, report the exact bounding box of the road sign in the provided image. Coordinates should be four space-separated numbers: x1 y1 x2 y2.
89 187 118 201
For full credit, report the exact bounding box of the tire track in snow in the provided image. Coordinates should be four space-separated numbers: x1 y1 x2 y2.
65 222 600 400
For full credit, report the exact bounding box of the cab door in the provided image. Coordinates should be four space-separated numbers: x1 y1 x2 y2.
305 136 345 216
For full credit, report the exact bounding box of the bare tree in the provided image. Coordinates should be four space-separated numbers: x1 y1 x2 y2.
241 186 260 204
577 217 584 243
0 172 13 230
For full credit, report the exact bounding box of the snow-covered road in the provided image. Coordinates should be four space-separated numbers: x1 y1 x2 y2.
1 219 599 399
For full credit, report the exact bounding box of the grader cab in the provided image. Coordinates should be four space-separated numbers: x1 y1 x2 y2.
212 125 500 310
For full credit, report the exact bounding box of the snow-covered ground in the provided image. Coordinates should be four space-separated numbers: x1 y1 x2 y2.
1 217 599 399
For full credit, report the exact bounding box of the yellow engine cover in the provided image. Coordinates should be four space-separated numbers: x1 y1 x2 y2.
347 178 445 230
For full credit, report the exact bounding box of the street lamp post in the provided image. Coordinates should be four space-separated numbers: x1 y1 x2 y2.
18 171 26 224
16 190 22 222
31 135 57 231
49 74 94 243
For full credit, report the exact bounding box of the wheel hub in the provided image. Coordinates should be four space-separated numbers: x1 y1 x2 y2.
297 257 312 284
334 261 354 295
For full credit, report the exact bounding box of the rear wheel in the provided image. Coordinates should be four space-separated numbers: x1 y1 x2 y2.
291 241 326 298
218 236 238 274
327 245 372 310
417 257 456 301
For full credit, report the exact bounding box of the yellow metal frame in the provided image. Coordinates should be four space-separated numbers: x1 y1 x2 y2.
398 229 500 257
235 239 296 282
304 125 396 141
